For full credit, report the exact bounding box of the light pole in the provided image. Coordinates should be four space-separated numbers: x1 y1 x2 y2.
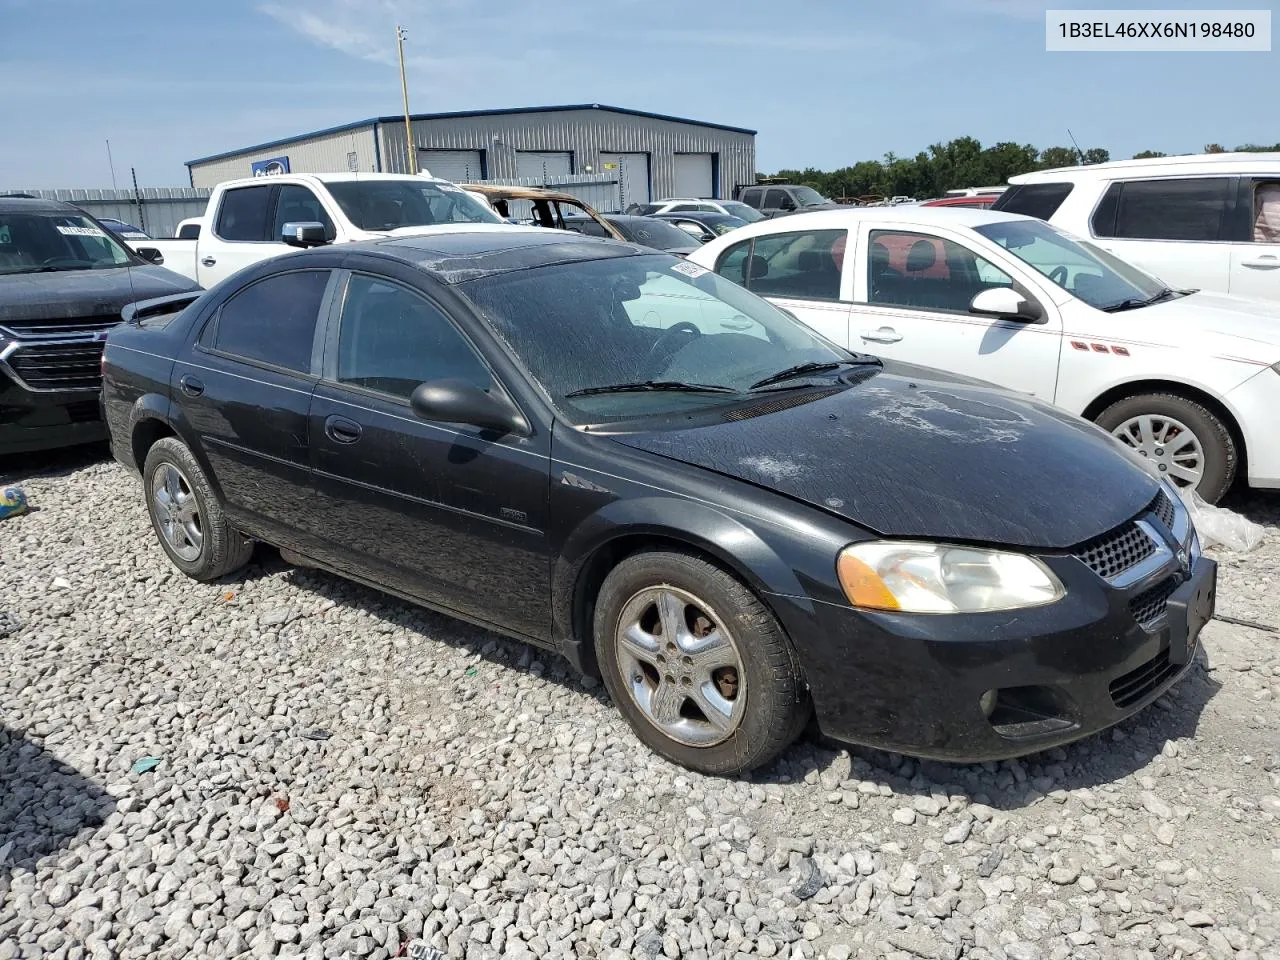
396 25 417 175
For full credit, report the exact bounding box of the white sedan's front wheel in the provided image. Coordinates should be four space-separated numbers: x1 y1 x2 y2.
1095 393 1236 503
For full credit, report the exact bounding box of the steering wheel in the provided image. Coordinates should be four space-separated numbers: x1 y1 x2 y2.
1047 266 1069 286
648 322 702 361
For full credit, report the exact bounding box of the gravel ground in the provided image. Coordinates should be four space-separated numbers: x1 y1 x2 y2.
2 448 1279 960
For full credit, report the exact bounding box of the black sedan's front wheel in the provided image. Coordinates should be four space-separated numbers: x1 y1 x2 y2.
143 437 253 581
594 550 811 775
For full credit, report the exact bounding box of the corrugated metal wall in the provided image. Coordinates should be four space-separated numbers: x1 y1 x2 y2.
188 125 379 189
377 109 756 200
1 187 212 238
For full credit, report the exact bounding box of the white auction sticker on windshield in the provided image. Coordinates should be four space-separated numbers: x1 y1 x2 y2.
56 225 106 237
670 260 709 279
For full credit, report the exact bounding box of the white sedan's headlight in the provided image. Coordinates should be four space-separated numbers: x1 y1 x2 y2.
837 542 1065 613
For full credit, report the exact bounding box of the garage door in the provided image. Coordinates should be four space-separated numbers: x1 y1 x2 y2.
418 150 484 182
600 153 650 211
674 153 715 199
516 151 572 181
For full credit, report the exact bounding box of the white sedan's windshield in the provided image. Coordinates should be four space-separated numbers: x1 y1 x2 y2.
975 219 1168 311
461 254 860 423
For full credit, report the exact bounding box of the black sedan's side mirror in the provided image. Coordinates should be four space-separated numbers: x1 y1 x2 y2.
410 379 527 435
135 247 165 265
281 221 329 248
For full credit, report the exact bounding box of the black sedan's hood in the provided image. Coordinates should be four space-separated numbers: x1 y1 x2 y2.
0 265 199 325
610 368 1159 549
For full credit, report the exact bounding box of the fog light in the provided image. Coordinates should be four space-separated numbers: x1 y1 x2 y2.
979 689 998 718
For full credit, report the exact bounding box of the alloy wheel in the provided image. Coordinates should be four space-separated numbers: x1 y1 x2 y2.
613 585 747 746
150 463 204 562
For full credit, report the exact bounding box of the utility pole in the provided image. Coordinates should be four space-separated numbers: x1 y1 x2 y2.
106 139 118 190
396 25 417 175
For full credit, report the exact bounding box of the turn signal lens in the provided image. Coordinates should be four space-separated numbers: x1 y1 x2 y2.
836 541 1065 614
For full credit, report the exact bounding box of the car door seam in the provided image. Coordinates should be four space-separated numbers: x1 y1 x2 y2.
312 466 542 534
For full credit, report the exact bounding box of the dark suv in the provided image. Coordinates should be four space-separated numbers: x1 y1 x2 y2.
0 197 200 455
737 184 841 219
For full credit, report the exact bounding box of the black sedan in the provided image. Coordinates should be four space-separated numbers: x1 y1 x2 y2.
102 226 1215 775
650 211 749 243
563 214 700 256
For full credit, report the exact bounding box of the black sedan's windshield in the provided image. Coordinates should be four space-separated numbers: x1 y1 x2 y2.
327 180 501 231
461 254 860 423
0 212 134 275
975 219 1171 312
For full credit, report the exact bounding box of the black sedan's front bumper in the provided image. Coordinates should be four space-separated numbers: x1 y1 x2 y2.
782 553 1215 763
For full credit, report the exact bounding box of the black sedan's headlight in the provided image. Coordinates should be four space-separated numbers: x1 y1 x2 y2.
836 542 1065 613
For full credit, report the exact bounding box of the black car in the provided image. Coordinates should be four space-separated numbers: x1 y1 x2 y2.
102 227 1215 775
0 197 201 455
650 211 749 243
564 214 700 256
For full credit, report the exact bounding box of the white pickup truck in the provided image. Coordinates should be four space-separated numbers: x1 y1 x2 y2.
143 172 502 288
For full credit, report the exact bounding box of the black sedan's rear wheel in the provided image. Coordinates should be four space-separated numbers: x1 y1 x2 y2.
143 437 252 581
593 550 810 775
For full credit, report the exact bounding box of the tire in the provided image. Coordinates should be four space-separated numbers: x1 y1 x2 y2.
593 549 811 776
143 437 253 581
1093 392 1236 504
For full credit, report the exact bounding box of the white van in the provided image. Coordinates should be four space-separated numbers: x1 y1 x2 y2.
996 153 1280 302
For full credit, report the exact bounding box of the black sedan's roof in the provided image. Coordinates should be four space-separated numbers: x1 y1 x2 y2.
343 226 651 284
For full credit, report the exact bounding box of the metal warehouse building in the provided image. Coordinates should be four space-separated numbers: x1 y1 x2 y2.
185 104 757 211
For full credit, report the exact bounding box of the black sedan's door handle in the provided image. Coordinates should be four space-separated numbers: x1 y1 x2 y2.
324 415 362 444
179 375 204 397
200 256 217 267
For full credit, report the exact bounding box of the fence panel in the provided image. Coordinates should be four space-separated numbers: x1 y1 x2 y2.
1 187 212 239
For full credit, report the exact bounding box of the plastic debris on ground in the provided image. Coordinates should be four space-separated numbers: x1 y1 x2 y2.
1178 488 1265 552
130 756 163 775
0 487 28 522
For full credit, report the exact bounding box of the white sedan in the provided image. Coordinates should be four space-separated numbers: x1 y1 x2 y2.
686 206 1280 502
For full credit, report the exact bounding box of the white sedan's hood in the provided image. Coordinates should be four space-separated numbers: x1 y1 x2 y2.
1099 291 1280 365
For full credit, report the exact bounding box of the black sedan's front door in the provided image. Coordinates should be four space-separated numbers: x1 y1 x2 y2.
305 269 553 642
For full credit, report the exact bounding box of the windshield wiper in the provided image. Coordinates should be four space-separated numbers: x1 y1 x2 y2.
565 380 739 398
749 357 881 391
1102 287 1179 313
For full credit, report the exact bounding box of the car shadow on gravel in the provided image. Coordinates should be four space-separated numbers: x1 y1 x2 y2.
237 547 613 707
762 651 1223 808
0 442 111 486
0 722 116 875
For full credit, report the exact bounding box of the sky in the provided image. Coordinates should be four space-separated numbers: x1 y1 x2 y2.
0 0 1275 189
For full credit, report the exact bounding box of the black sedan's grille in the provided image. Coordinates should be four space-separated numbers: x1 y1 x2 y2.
1109 646 1181 708
1152 489 1176 530
1072 522 1156 580
1129 575 1179 627
6 341 104 391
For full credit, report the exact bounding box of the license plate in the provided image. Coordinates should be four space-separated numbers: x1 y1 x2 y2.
1165 558 1216 666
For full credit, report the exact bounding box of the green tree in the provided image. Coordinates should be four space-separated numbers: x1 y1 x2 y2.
1037 146 1080 169
1204 143 1226 153
1132 150 1167 159
1082 148 1111 165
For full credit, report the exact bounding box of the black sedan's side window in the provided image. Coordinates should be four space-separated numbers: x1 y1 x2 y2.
209 270 329 373
336 274 490 400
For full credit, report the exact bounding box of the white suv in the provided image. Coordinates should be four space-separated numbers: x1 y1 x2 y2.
631 197 764 222
997 153 1280 301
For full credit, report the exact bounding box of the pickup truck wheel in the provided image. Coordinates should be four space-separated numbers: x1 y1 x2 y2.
143 437 252 581
593 550 811 776
1094 393 1236 503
